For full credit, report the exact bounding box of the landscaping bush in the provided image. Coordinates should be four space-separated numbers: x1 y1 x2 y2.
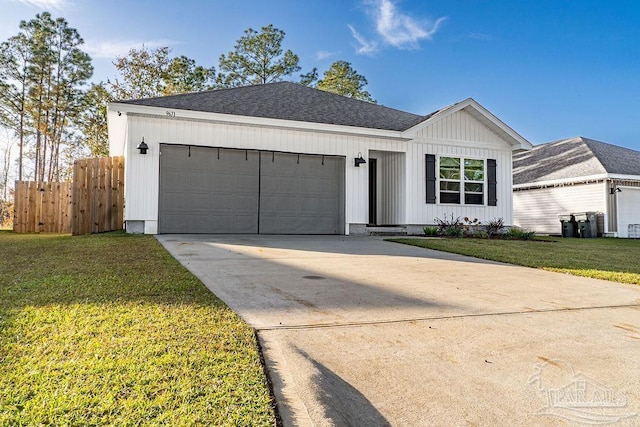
434 214 464 237
470 230 488 239
423 226 439 236
432 215 534 240
505 226 536 240
484 217 505 238
445 226 464 237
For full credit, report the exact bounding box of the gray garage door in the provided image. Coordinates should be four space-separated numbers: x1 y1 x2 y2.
260 152 345 234
159 145 259 233
159 145 345 234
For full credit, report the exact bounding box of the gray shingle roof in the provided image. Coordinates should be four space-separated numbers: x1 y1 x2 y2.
513 136 640 185
119 81 427 131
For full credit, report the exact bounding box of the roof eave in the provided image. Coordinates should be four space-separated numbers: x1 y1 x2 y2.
608 173 640 181
513 173 610 189
108 102 410 140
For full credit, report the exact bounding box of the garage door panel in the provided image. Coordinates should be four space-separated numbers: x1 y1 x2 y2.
188 194 214 211
159 145 259 233
299 197 338 212
162 171 188 191
260 176 296 192
161 191 188 211
259 152 344 234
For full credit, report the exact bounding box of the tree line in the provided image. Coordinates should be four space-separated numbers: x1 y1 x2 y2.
0 15 374 193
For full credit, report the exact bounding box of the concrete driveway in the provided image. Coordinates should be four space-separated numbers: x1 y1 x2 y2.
157 235 640 426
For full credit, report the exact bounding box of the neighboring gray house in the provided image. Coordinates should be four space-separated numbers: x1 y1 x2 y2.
107 82 532 235
513 137 640 237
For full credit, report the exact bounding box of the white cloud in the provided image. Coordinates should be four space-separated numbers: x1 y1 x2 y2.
315 50 336 61
468 32 492 41
368 0 447 49
14 0 69 10
348 24 378 55
84 39 178 59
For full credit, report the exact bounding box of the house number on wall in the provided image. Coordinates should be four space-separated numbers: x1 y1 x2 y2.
166 111 176 117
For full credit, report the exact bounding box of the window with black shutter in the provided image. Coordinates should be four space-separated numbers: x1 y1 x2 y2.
425 154 436 204
427 156 496 206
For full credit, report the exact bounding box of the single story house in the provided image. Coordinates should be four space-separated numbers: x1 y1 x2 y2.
107 81 532 235
513 137 640 238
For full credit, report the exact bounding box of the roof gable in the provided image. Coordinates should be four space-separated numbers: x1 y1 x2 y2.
117 81 425 132
513 137 640 185
402 98 532 151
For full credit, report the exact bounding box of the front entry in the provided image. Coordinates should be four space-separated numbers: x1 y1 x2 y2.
368 151 406 226
368 158 377 225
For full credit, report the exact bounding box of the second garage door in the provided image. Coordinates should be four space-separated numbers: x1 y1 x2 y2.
159 145 345 234
618 187 640 238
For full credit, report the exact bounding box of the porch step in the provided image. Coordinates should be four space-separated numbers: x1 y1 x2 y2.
366 226 407 236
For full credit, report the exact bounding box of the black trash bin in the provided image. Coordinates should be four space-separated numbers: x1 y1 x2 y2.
559 214 577 237
573 212 597 238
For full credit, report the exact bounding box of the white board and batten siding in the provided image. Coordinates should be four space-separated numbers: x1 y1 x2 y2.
513 182 607 234
405 109 516 226
414 109 509 146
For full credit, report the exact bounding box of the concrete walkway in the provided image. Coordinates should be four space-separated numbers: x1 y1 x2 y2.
157 235 640 426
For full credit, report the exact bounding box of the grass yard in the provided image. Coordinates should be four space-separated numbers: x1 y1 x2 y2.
0 232 276 426
389 237 640 285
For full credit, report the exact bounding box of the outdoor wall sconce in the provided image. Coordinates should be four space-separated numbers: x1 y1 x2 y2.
354 152 366 167
137 137 148 155
609 186 622 195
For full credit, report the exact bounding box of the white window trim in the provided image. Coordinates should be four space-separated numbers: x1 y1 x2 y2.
437 156 487 206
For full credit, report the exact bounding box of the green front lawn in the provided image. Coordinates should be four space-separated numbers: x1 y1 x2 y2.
389 237 640 285
0 232 276 426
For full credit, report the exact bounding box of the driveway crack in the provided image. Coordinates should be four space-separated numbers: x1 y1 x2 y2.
254 303 640 331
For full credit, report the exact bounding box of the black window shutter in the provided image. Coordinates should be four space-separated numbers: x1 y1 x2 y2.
426 154 436 204
487 159 497 206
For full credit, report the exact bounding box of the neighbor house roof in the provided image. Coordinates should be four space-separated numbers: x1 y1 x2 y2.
118 81 427 132
513 136 640 185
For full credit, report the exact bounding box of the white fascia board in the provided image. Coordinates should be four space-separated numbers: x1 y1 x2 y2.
108 102 408 141
402 98 533 151
466 99 533 151
513 173 609 189
608 174 640 181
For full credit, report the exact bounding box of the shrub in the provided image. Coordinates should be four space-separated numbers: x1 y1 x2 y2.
423 226 439 236
506 226 536 240
445 226 464 237
470 230 488 239
434 213 464 238
484 217 505 238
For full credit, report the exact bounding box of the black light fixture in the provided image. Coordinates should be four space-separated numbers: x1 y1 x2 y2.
354 152 366 167
609 186 622 195
137 137 148 155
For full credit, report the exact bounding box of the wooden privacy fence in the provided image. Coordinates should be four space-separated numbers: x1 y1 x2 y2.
13 181 72 233
72 156 125 235
13 156 125 235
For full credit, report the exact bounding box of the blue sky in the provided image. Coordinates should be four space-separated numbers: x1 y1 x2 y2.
2 0 640 151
